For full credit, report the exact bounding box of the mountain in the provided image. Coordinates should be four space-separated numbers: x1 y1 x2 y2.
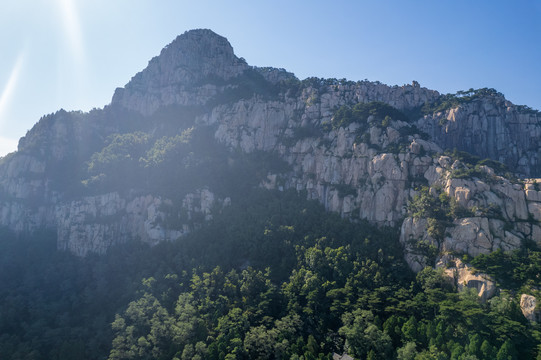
1 29 540 264
0 28 540 360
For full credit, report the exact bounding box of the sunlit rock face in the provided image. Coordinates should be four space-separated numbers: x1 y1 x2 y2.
437 255 496 302
520 294 540 324
1 29 541 262
416 96 541 177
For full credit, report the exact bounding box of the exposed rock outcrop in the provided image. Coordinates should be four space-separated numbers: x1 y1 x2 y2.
520 294 540 323
56 188 219 256
399 160 541 269
437 255 496 302
416 96 541 176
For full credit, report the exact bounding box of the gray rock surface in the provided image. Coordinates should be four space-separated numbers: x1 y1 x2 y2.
111 29 249 115
416 96 541 176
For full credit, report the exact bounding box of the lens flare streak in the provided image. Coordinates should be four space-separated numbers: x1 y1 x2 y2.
0 53 25 127
56 0 85 64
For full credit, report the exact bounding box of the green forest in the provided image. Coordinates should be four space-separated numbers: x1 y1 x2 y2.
0 189 539 360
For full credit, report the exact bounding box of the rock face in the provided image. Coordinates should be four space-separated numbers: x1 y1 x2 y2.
0 29 540 261
399 163 541 270
57 192 179 255
416 96 541 177
520 294 540 323
437 255 496 302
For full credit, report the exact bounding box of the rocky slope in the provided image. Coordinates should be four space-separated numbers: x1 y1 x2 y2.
0 28 540 272
417 91 541 177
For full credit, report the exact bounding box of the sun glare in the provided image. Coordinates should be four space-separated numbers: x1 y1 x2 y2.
55 0 85 64
0 53 25 128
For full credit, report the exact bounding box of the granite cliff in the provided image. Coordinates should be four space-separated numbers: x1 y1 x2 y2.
1 29 540 278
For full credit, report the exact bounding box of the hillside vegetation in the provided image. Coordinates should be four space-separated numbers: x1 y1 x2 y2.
0 189 539 359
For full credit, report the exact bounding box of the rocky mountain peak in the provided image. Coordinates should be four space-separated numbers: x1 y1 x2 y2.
111 29 250 115
146 29 247 82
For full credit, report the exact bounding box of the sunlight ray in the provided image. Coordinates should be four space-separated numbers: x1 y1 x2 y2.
0 53 25 128
56 0 85 64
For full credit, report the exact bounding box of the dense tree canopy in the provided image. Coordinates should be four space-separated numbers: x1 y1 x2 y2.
0 188 539 359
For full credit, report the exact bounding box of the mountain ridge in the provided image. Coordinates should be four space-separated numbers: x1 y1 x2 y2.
0 29 540 271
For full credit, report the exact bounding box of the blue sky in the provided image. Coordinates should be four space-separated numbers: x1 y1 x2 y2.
1 0 540 157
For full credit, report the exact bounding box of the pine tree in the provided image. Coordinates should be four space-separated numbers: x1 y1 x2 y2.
496 339 517 360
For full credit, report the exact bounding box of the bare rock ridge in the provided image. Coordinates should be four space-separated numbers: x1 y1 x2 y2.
112 29 250 115
0 28 540 282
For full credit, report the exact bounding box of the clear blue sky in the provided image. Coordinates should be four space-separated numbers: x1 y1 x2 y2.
1 0 540 157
